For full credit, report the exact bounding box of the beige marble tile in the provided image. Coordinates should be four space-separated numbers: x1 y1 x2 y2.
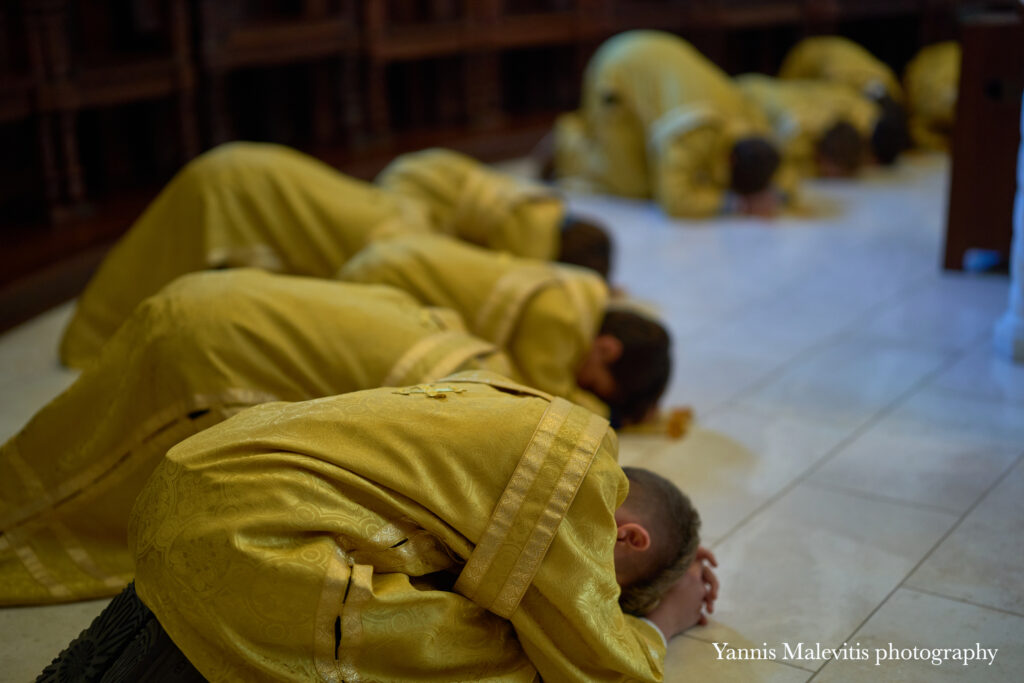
906 457 1024 615
628 409 850 542
0 597 111 682
816 589 1024 681
664 631 811 683
810 427 1020 514
693 484 957 669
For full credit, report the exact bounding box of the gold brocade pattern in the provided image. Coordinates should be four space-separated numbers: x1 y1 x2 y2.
131 376 664 681
475 266 561 348
383 331 497 388
554 30 771 217
0 271 512 606
779 36 903 102
338 234 610 415
59 142 434 368
376 148 564 261
456 399 608 618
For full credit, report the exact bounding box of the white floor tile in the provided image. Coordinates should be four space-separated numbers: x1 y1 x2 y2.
816 589 1024 682
0 597 111 682
930 340 1024 404
0 302 74 384
665 632 812 682
858 273 1010 351
694 484 957 669
734 339 952 430
810 426 1020 514
0 372 77 442
629 409 850 542
883 387 1024 446
906 457 1024 615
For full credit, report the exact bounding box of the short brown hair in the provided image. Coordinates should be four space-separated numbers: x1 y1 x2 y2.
598 311 671 426
730 136 780 195
618 467 701 615
871 97 908 166
818 121 864 175
558 215 613 280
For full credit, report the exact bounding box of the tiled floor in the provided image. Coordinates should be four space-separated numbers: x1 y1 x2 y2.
2 152 1023 681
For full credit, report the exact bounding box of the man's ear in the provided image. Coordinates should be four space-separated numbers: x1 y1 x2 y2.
616 522 651 551
594 334 624 364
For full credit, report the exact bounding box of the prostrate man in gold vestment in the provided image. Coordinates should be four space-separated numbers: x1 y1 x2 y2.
552 30 788 219
736 74 882 178
0 269 512 606
61 142 612 370
778 35 907 165
903 41 961 151
377 147 613 278
129 375 719 681
338 233 671 425
58 142 434 369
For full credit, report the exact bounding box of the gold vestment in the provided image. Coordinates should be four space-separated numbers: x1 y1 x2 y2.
904 41 961 151
337 234 608 415
59 142 431 368
778 36 903 103
1 270 508 605
736 73 879 177
131 374 667 681
377 147 565 261
553 30 773 218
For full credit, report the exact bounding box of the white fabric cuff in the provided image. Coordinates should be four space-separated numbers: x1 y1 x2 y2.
639 617 668 648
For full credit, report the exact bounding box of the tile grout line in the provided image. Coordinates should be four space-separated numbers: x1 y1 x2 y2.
901 585 1024 620
805 449 1024 681
709 329 972 548
704 269 943 421
801 480 962 516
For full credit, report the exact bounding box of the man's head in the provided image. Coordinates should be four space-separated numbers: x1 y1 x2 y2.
816 121 864 177
614 467 701 615
558 215 613 280
730 136 781 196
575 310 671 426
870 96 908 166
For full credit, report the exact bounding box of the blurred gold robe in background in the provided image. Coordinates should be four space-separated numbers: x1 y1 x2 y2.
553 30 772 218
904 41 961 151
1 270 509 605
338 234 608 414
736 74 879 178
131 374 666 682
778 36 903 103
376 147 565 261
59 142 431 369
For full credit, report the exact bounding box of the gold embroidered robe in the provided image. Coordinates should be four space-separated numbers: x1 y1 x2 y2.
337 234 608 415
904 41 961 151
736 74 880 178
1 270 510 605
553 30 773 218
376 148 565 261
130 374 667 682
778 36 903 103
59 142 432 369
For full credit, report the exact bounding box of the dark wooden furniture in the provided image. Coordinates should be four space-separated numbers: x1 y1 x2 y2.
23 0 198 220
195 0 360 145
943 10 1024 270
0 0 1002 329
